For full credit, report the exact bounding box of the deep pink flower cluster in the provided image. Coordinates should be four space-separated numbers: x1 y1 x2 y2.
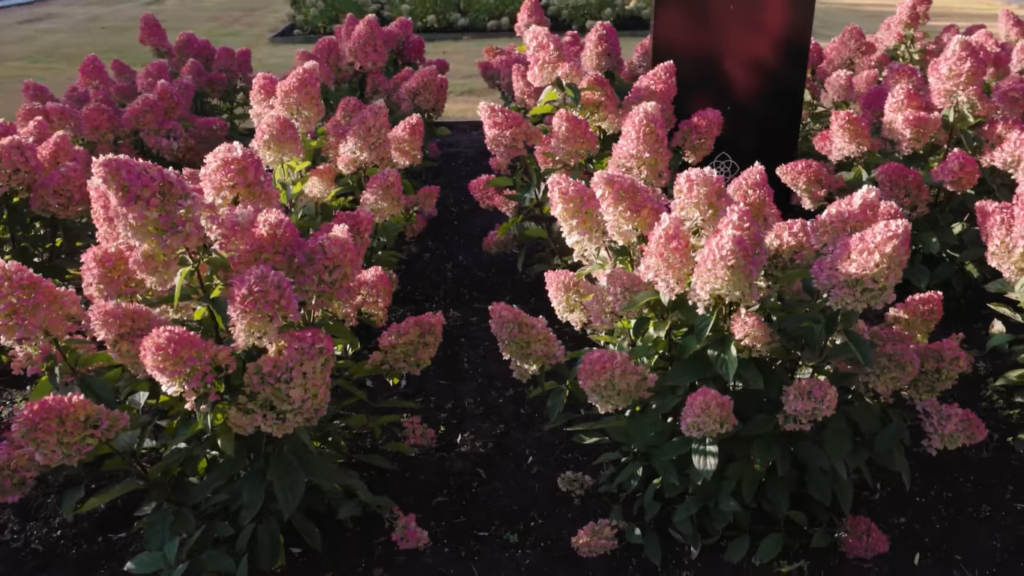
0 441 39 504
931 148 981 192
547 173 606 262
976 192 1024 283
571 519 618 558
811 186 903 249
813 110 874 162
726 164 782 230
576 350 656 413
402 416 437 448
227 265 300 350
637 213 695 299
534 110 599 170
544 270 598 331
200 142 279 211
88 301 168 376
6 393 129 468
873 162 931 217
689 205 767 311
811 218 911 312
884 291 943 342
730 309 775 357
368 312 445 376
671 167 731 235
0 131 91 220
621 62 677 128
140 326 235 410
671 108 724 165
514 0 550 37
479 102 541 173
361 169 406 223
778 378 839 431
591 170 668 246
776 159 844 210
391 507 430 550
861 325 921 400
839 516 890 560
0 261 84 374
915 398 988 455
679 387 738 438
227 328 334 437
905 333 972 399
488 303 566 382
608 102 672 188
581 22 624 76
468 174 519 216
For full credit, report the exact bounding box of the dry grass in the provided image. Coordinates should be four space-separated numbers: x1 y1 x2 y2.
0 0 1010 121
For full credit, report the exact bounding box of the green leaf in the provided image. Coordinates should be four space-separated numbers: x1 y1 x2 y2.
806 469 832 505
995 368 1024 387
752 533 785 565
692 438 719 480
78 375 117 409
235 524 255 554
143 508 174 551
173 267 189 309
718 493 742 512
644 530 662 567
989 302 1024 323
735 359 764 390
708 338 738 381
786 510 808 527
660 351 715 387
255 519 281 570
217 426 236 457
987 333 1017 351
985 279 1014 294
124 551 168 574
236 555 249 576
842 329 874 368
60 485 85 519
194 551 236 574
723 534 750 563
528 103 555 116
810 528 833 548
546 387 566 422
28 377 52 401
352 453 395 469
740 414 776 437
834 474 854 514
823 419 852 467
874 422 906 454
238 469 267 525
270 451 307 520
169 563 189 576
486 176 515 188
695 311 716 343
77 479 145 514
623 290 660 313
904 264 930 290
290 512 323 551
434 126 451 136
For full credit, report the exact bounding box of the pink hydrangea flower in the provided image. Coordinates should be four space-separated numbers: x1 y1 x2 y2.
689 205 767 310
88 301 168 376
581 22 623 76
389 114 425 169
915 398 988 455
274 61 325 134
839 516 890 560
592 170 668 246
571 519 618 558
547 172 606 261
0 135 42 196
20 80 55 105
514 0 550 37
622 61 677 128
207 207 302 278
671 108 724 165
523 26 563 87
140 326 235 410
637 213 695 299
360 168 406 222
249 72 279 126
479 102 540 173
391 508 430 550
862 325 921 400
726 163 782 230
822 69 855 107
200 142 279 211
7 393 129 468
905 333 972 399
576 350 656 413
812 186 903 249
730 309 775 357
671 167 731 234
874 162 932 218
369 312 445 376
608 102 672 188
982 129 1024 184
30 131 91 219
765 219 818 275
680 387 738 438
252 112 303 168
80 243 148 303
333 100 392 174
511 63 543 108
227 265 300 350
578 73 621 133
488 302 566 382
544 270 598 331
534 110 599 170
928 35 989 114
482 225 515 254
297 223 364 314
931 149 980 192
468 174 518 216
349 15 388 72
625 35 652 81
885 291 942 342
402 416 436 448
353 266 394 327
776 159 843 210
0 259 84 352
227 328 334 437
394 66 448 119
1001 8 1024 42
595 268 650 323
778 378 838 431
139 13 173 57
302 164 337 204
823 110 874 162
811 218 911 311
0 441 40 504
975 194 1024 282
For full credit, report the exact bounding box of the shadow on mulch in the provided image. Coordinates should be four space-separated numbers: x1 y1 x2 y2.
1 122 1022 576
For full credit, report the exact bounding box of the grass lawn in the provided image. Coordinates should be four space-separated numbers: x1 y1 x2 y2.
0 0 1009 121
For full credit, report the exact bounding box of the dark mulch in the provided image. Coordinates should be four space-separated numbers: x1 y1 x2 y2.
1 122 1023 575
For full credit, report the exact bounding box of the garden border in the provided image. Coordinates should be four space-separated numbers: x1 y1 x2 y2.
268 22 651 44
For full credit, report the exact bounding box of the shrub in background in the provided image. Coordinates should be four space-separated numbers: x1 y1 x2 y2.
290 0 371 35
790 0 1024 293
0 14 253 283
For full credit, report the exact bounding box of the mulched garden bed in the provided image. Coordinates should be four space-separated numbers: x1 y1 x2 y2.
2 123 1023 575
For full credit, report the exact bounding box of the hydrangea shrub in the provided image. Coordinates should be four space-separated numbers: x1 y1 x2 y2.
790 0 1024 293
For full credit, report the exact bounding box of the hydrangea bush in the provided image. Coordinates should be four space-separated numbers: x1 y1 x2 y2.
0 142 445 574
471 3 724 273
480 8 986 564
0 13 252 281
789 0 1024 293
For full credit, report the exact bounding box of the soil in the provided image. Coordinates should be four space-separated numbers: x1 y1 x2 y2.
2 123 1023 575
